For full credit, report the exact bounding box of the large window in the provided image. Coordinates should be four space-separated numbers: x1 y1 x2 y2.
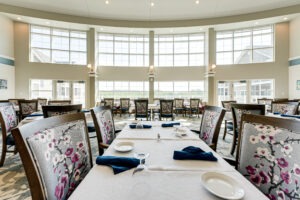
30 25 87 65
30 79 53 99
154 33 205 67
98 81 149 99
154 81 204 99
216 25 274 65
250 79 274 103
97 33 149 67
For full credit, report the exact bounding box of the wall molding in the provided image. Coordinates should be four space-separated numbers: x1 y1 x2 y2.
0 55 15 66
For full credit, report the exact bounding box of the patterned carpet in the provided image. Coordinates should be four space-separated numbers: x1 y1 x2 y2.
0 115 234 200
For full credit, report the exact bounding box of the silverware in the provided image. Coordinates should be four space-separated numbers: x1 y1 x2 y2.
132 167 144 175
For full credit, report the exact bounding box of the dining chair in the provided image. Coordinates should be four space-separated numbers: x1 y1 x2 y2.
0 102 18 167
159 99 174 121
236 113 300 199
8 98 25 107
221 100 236 140
174 98 185 116
18 100 38 120
271 101 299 115
42 104 82 118
37 98 48 107
191 106 226 151
186 98 201 118
230 103 265 155
257 98 273 113
103 98 117 115
48 100 72 105
11 112 93 200
91 106 119 155
134 99 149 121
119 98 130 117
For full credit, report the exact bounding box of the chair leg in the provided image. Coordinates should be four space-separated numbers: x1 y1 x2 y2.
0 144 7 167
223 120 227 140
230 131 237 155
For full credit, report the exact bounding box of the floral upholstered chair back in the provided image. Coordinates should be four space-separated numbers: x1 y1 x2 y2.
174 99 184 109
190 99 200 109
199 106 225 149
238 114 300 200
16 117 92 200
272 102 299 115
19 100 38 117
0 103 18 133
221 101 237 112
160 100 173 115
120 98 130 109
47 110 79 118
37 99 47 107
95 108 115 145
135 100 148 116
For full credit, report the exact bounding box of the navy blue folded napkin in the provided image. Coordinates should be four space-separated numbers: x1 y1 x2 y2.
173 146 217 161
129 124 152 129
161 122 181 127
280 114 300 119
96 156 139 174
27 113 43 117
273 112 281 115
81 109 90 113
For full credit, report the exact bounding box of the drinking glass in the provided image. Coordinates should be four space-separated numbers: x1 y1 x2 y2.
134 152 150 169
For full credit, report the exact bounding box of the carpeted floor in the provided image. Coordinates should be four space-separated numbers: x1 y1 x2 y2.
0 114 234 200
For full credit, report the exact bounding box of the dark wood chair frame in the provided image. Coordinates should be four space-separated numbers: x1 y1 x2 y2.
42 104 82 118
230 103 265 155
235 113 300 169
221 100 237 140
0 102 18 167
119 98 130 117
90 106 119 155
271 101 300 115
134 99 149 121
159 99 174 121
186 98 201 118
11 113 93 200
48 100 72 105
174 98 185 116
18 100 38 120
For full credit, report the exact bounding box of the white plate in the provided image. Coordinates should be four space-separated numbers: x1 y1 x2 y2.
114 141 134 152
201 172 245 200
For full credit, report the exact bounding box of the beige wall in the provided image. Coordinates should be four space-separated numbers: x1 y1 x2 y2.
13 21 290 106
13 22 91 107
0 15 15 99
214 22 290 103
289 16 300 99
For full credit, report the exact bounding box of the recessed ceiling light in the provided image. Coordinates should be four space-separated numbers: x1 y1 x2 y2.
151 2 154 7
283 17 288 20
17 17 22 20
105 0 109 4
195 0 200 4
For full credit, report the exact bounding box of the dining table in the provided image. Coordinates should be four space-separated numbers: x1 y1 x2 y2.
69 121 268 200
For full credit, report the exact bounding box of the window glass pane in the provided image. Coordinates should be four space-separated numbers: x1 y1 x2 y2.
31 34 50 48
190 34 204 40
130 42 144 54
129 55 144 66
70 38 86 51
253 48 273 63
99 41 114 53
70 31 86 38
174 35 188 41
159 82 173 91
115 82 129 91
130 82 143 91
250 79 274 103
174 82 188 91
217 38 233 51
115 54 129 66
159 42 173 54
52 36 69 50
31 26 50 34
115 41 129 54
159 55 173 67
70 52 86 65
234 50 251 64
189 41 204 53
234 36 251 50
31 48 51 63
52 50 69 64
99 81 114 91
189 54 204 66
174 54 188 66
253 34 273 47
52 29 69 37
217 52 233 65
174 42 188 54
98 54 113 66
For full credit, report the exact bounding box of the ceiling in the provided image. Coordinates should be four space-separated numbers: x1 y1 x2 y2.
0 0 300 21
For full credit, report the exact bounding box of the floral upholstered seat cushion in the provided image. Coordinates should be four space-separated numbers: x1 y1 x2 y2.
20 103 37 115
272 104 297 115
26 120 91 200
0 105 17 132
199 110 221 145
239 122 300 200
95 109 115 145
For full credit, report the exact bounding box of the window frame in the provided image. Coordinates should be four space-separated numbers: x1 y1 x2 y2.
216 25 274 65
30 24 88 65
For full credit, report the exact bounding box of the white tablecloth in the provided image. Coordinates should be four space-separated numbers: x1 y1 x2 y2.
69 121 267 200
